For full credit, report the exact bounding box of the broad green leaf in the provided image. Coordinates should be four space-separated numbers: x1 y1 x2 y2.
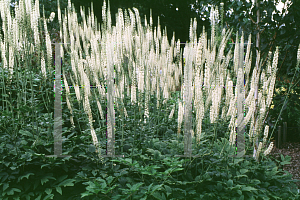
107 176 114 185
237 189 242 195
216 183 222 191
3 183 9 191
241 186 257 191
240 169 248 174
56 186 62 195
150 184 163 193
227 179 233 187
19 130 33 137
45 188 52 195
6 188 21 195
151 191 166 200
58 179 75 187
131 182 143 191
164 184 171 196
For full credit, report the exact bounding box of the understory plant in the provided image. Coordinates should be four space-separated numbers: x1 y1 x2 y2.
0 0 300 199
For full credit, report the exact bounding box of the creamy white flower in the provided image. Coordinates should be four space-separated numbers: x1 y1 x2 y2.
48 12 55 22
169 105 175 119
255 142 263 160
264 142 274 156
263 125 269 144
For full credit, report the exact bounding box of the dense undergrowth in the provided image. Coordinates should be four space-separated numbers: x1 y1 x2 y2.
0 65 299 199
1 0 300 199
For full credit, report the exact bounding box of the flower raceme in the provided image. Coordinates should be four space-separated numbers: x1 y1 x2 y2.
48 12 55 23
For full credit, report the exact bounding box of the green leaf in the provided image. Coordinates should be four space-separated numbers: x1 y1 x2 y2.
216 183 222 191
164 185 172 197
250 179 261 185
19 130 33 137
91 170 97 177
195 175 201 182
148 183 154 194
227 179 233 187
45 188 52 195
6 188 21 195
35 194 42 200
43 194 54 200
41 176 56 185
151 191 166 200
56 186 62 195
41 164 50 170
234 158 243 165
150 184 163 193
240 169 248 174
18 172 34 182
237 190 242 195
241 186 257 191
81 191 92 198
58 179 75 187
131 182 143 191
3 183 9 191
56 175 68 182
107 176 114 185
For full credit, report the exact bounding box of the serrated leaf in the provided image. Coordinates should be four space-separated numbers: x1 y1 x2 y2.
280 161 291 165
151 191 166 200
18 172 34 182
150 184 162 193
148 183 153 193
19 130 33 137
164 185 171 196
130 182 143 191
41 176 56 185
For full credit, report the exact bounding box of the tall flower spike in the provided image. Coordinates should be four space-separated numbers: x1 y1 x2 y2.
263 125 269 145
264 142 274 156
296 44 300 71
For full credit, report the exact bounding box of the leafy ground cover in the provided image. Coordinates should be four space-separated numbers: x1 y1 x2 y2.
1 0 300 199
0 64 299 199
